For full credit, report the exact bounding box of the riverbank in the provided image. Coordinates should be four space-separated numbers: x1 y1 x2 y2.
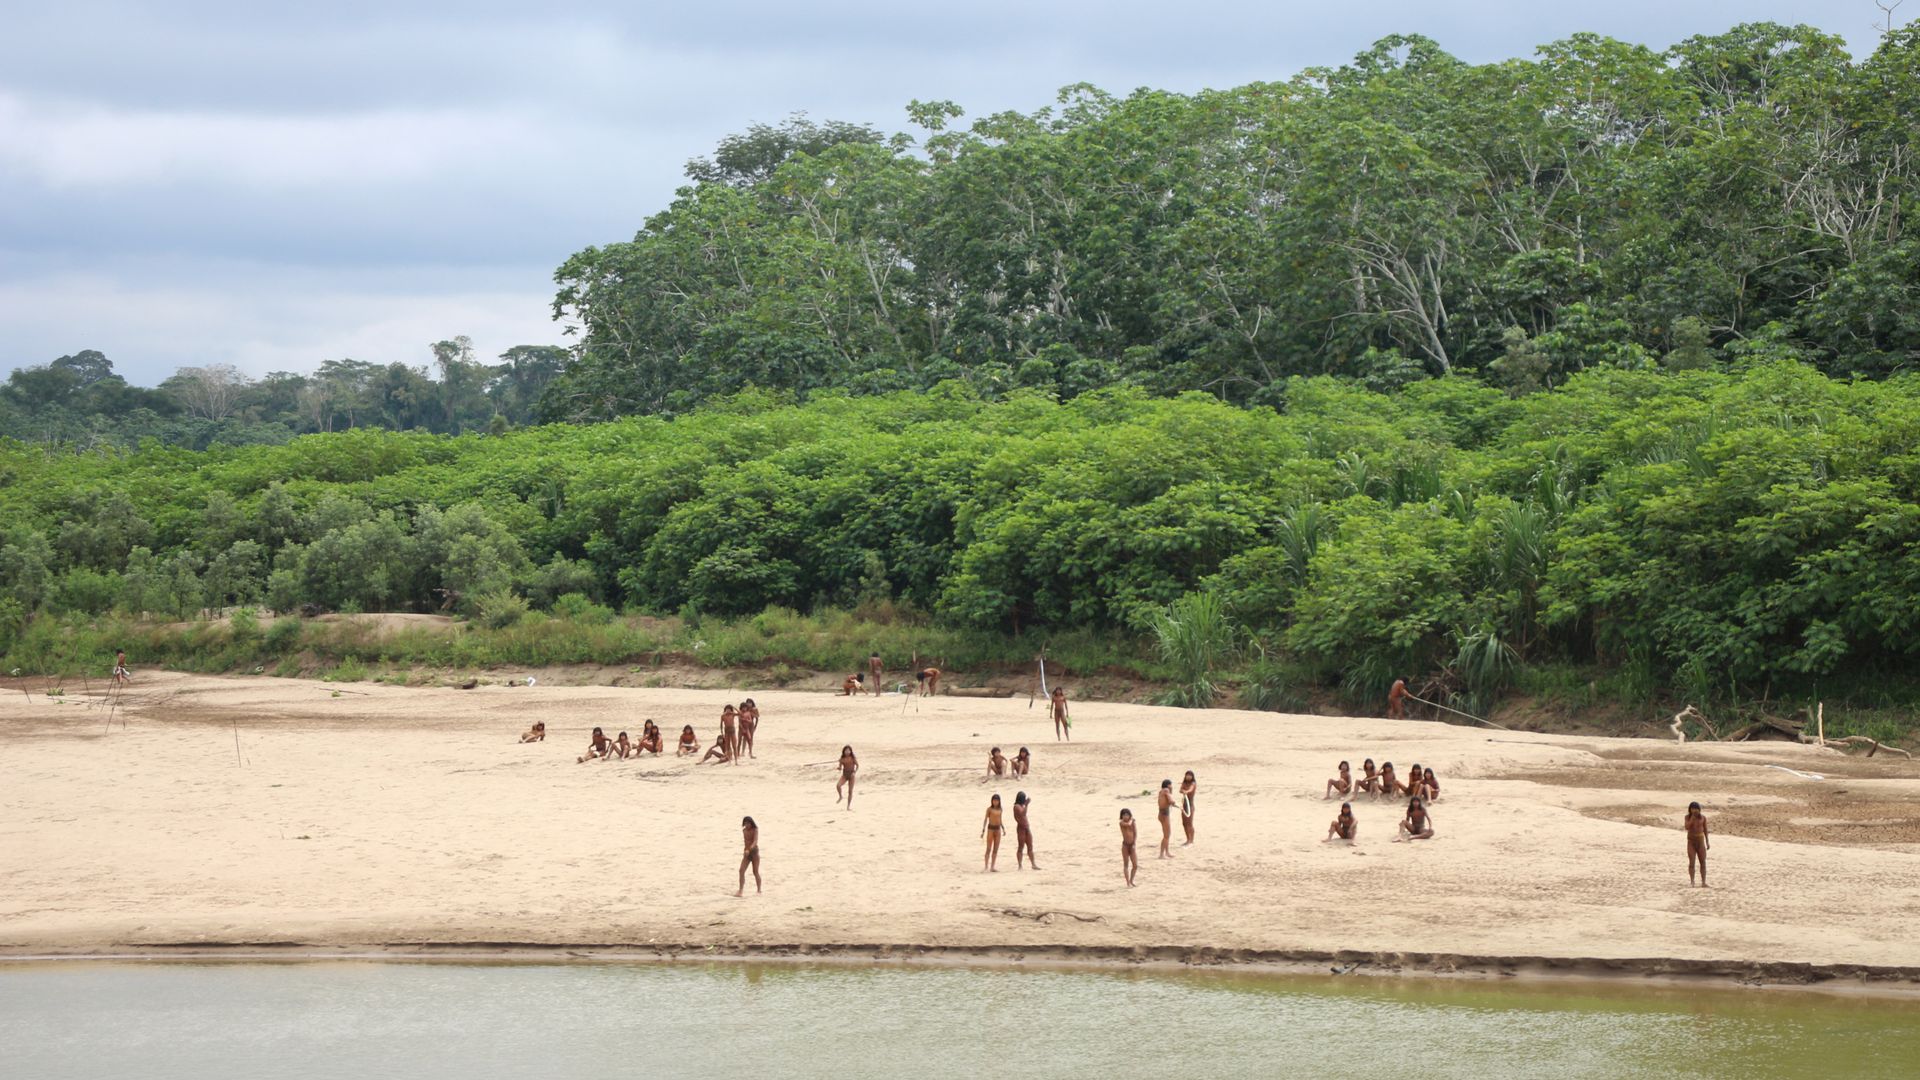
5 674 1918 991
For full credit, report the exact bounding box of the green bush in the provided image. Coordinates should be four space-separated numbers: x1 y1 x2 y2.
472 588 530 629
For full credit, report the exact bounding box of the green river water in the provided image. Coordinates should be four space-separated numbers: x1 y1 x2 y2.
1 961 1915 1079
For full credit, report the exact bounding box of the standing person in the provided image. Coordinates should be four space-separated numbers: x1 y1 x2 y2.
1050 687 1071 741
835 745 859 808
112 649 131 686
868 653 883 690
735 816 761 897
981 794 1004 872
720 705 739 764
1324 802 1358 843
1013 792 1038 869
1011 747 1031 778
1395 797 1435 841
1387 677 1408 719
916 667 941 697
1119 809 1138 887
1156 779 1176 859
1686 801 1711 887
1325 760 1352 800
578 726 612 763
737 702 758 759
1179 770 1197 847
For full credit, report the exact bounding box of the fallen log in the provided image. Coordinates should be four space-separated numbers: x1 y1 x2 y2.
944 686 1014 699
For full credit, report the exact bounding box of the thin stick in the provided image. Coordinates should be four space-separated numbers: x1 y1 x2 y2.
1816 702 1825 748
1404 692 1508 730
233 714 244 766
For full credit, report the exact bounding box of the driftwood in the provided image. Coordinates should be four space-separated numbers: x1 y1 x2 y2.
1668 705 1705 742
945 686 1014 699
1804 734 1914 759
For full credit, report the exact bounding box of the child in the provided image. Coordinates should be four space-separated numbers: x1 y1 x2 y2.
578 726 612 764
518 721 546 743
1395 797 1434 841
1012 747 1031 778
676 724 699 756
1119 809 1138 886
1050 687 1070 740
1379 762 1401 799
841 673 864 696
1156 779 1176 859
700 725 733 764
736 816 761 897
1355 758 1381 797
736 702 757 759
112 649 131 686
639 721 662 755
1686 801 1711 887
1324 802 1358 843
613 731 633 759
981 794 1004 872
720 705 739 764
1324 760 1351 800
987 746 1007 778
1421 767 1440 802
836 745 859 809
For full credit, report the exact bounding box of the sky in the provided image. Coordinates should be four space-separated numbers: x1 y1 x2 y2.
0 1 1892 386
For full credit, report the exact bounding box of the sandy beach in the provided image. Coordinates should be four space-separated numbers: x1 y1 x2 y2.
4 674 1919 984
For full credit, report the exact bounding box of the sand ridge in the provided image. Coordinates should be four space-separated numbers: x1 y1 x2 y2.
3 673 1919 977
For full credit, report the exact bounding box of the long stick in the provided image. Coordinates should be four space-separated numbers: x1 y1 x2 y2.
233 714 244 766
1816 701 1825 748
1404 692 1507 730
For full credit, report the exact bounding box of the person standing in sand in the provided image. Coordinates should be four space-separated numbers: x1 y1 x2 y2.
1013 792 1038 869
1179 770 1197 846
578 726 612 763
1050 687 1071 741
1156 779 1176 859
1325 802 1358 843
519 721 546 743
677 724 700 756
981 794 1004 872
112 649 131 686
1395 797 1434 841
1686 801 1711 887
736 816 761 897
720 705 739 764
836 745 859 808
1325 760 1351 799
1119 809 1138 886
868 653 883 689
736 702 758 759
1387 677 1408 719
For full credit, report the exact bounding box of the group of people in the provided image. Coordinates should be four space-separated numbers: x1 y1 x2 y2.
1321 757 1440 844
840 655 943 697
986 746 1031 779
538 701 763 765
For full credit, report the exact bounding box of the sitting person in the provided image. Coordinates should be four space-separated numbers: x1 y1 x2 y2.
700 724 733 764
613 731 633 759
1395 797 1435 841
518 721 546 743
1324 802 1358 843
676 724 700 756
987 746 1007 778
1011 747 1031 778
841 673 865 696
1324 760 1351 800
638 721 663 755
578 726 613 764
1421 766 1440 801
1355 758 1381 797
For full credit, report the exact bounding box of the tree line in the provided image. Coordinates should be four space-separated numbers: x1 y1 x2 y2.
547 22 1919 419
4 361 1918 713
0 340 568 449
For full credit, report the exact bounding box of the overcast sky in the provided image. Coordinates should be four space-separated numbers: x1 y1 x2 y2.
0 1 1889 386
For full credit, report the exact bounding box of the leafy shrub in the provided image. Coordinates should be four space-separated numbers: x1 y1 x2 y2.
472 588 530 629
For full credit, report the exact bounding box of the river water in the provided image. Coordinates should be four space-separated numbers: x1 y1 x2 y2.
2 961 1915 1079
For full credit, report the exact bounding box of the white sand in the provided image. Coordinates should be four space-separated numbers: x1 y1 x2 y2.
4 673 1918 971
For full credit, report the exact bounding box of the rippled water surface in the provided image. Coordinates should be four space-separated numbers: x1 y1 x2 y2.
3 961 1916 1079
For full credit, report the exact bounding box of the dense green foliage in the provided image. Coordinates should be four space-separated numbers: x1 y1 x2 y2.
5 362 1920 716
549 23 1920 419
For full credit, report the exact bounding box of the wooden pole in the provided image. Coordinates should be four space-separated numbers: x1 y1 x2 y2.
1816 702 1825 748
